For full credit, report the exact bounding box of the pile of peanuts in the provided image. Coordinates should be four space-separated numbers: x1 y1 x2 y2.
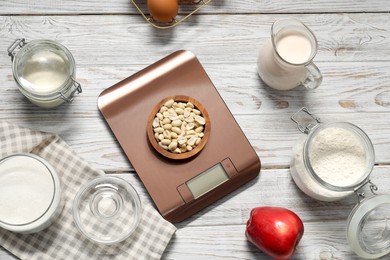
152 99 206 154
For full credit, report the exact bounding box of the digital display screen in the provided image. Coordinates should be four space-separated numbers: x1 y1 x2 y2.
186 163 229 199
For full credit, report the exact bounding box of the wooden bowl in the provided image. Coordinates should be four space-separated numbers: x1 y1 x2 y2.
147 95 210 160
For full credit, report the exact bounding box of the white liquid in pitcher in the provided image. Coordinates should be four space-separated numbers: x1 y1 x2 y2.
19 50 70 94
0 155 55 225
276 33 312 64
257 32 313 90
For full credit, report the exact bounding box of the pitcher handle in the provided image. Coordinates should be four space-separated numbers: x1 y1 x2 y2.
301 62 322 90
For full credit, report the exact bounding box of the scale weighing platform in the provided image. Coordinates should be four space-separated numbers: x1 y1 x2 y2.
98 50 261 223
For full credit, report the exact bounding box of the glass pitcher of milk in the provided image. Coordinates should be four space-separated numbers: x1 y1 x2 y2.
257 19 322 91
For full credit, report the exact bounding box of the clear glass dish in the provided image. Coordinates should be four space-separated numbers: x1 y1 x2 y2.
73 176 142 245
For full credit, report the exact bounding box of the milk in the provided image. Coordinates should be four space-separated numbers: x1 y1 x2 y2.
276 33 313 64
257 32 313 90
0 155 55 225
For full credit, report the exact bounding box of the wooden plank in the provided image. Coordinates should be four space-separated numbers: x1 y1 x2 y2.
0 222 365 259
1 14 390 66
162 221 363 259
2 60 389 116
1 0 389 15
184 166 390 226
1 111 390 170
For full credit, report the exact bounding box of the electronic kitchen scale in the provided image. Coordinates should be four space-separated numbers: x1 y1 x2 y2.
98 50 261 223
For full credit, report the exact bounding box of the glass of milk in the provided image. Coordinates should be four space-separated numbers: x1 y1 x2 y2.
0 153 63 234
8 39 82 108
257 18 322 90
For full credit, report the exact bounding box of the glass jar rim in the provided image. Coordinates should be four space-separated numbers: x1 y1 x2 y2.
0 153 59 227
12 39 76 99
303 122 375 192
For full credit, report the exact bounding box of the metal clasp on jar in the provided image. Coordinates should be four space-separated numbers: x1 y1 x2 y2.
8 38 26 61
291 107 321 134
354 179 379 204
59 78 83 103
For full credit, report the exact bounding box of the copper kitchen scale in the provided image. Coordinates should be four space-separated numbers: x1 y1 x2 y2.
98 50 261 223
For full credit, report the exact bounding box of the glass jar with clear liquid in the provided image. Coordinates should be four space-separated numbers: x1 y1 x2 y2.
290 107 390 259
8 39 82 108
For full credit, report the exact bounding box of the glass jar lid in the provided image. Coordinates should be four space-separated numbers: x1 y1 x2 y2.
304 122 375 192
73 176 142 245
11 39 76 98
347 194 390 259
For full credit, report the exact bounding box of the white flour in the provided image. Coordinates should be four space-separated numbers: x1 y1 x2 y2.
308 127 367 187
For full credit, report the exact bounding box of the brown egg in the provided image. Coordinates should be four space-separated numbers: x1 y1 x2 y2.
147 0 179 23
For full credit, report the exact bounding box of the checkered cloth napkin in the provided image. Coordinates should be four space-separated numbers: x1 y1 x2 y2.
0 121 176 259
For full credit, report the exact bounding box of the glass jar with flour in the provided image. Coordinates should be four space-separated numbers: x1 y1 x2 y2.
290 107 390 259
8 38 82 108
290 107 375 201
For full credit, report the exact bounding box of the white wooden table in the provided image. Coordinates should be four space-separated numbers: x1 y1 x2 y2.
1 1 390 259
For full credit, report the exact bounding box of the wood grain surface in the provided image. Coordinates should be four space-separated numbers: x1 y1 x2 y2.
1 0 390 259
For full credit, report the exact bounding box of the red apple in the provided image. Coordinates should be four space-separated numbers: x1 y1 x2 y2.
245 207 304 260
